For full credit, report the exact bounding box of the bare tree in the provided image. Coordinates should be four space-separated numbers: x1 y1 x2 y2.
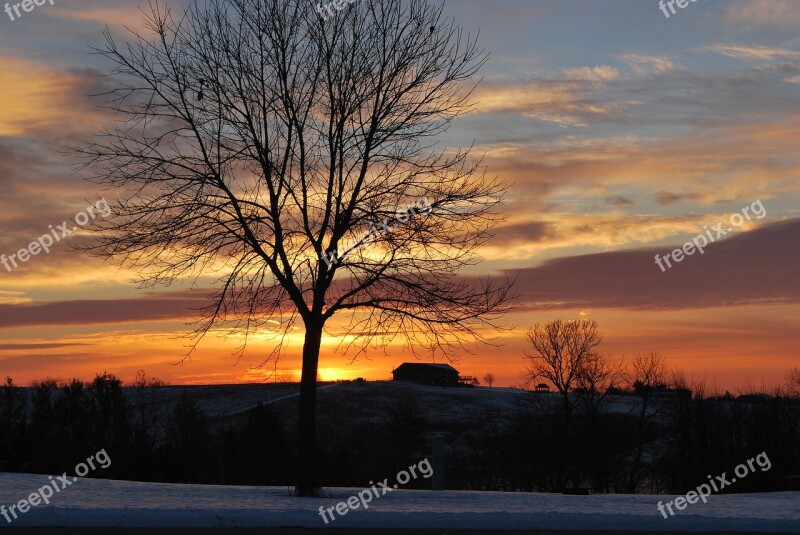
574 351 622 419
573 351 622 492
625 350 668 492
787 367 800 398
73 0 512 495
523 319 603 489
628 351 668 392
669 369 688 391
132 370 167 437
273 370 296 384
524 319 603 402
483 373 495 388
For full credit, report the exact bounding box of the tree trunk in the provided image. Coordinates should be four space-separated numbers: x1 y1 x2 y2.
295 315 323 496
557 391 572 491
628 395 649 492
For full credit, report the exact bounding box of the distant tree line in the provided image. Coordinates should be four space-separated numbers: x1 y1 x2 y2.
0 372 430 488
450 376 800 494
0 372 292 485
447 320 800 494
1 356 798 494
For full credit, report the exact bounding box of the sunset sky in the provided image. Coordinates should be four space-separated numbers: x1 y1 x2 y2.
1 0 798 390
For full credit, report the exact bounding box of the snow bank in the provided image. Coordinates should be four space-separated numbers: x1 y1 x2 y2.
0 473 798 531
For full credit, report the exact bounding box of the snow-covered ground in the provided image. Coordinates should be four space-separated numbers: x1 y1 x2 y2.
0 473 798 531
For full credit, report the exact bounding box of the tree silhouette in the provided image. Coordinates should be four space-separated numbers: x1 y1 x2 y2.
483 373 495 387
626 350 668 492
74 0 513 495
787 367 800 398
523 319 602 489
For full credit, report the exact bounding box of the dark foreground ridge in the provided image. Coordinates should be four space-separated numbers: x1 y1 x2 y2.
1 529 798 535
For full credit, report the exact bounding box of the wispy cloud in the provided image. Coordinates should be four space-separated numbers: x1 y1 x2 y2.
0 57 108 137
725 0 800 31
700 44 800 60
617 54 678 75
656 191 704 207
0 291 31 305
49 4 155 29
605 196 635 208
559 66 620 83
0 291 211 330
473 80 632 126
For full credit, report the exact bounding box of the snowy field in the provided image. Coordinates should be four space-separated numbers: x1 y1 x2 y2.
0 473 798 532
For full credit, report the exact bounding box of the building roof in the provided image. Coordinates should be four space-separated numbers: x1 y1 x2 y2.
392 362 459 373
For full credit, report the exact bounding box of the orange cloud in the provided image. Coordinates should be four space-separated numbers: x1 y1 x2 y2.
617 54 678 75
0 57 106 137
473 81 632 126
700 44 800 61
49 4 153 29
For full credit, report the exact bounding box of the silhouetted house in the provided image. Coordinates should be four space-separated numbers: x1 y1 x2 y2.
670 387 693 400
535 383 550 392
458 376 479 387
638 384 693 401
392 363 459 386
736 393 772 404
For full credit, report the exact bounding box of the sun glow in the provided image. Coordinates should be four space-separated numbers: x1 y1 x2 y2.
317 368 350 381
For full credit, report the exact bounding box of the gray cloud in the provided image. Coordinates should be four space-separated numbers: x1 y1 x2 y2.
605 195 635 207
491 221 556 246
510 218 800 311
